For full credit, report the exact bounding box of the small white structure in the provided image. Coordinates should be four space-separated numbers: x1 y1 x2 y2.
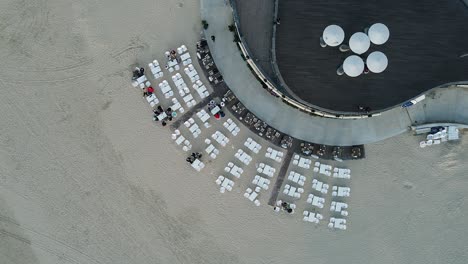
322 25 345 47
366 51 388 73
211 131 229 147
330 201 349 216
332 167 351 179
244 187 261 206
190 159 205 172
349 32 370 55
368 23 390 45
343 55 365 77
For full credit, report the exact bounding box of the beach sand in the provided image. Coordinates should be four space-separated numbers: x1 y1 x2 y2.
0 0 467 263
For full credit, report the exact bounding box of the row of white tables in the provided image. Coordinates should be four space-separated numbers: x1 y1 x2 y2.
224 162 243 178
330 201 349 216
303 211 323 223
257 163 275 178
287 171 306 186
332 186 351 197
191 159 205 172
244 187 261 206
293 155 312 169
244 137 261 154
148 60 163 79
306 193 325 208
265 147 284 163
252 175 270 190
312 179 329 194
283 184 304 198
223 118 240 136
212 131 229 147
216 175 234 193
328 217 347 230
235 149 252 165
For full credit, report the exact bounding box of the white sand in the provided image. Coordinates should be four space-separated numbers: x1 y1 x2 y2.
0 0 467 263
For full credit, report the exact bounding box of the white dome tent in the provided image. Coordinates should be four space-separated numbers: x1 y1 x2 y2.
366 51 388 73
368 23 390 45
349 32 370 55
343 55 365 77
322 25 345 47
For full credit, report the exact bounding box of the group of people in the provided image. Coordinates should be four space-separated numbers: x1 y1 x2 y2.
274 201 293 214
132 67 145 80
153 106 174 126
186 152 202 164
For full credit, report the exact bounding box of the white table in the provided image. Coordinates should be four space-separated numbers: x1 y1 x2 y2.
161 85 171 94
183 94 193 103
168 59 178 67
248 191 258 201
210 106 221 115
157 112 167 120
180 52 191 61
287 186 297 197
205 144 215 154
175 135 185 145
136 75 147 84
146 94 157 103
200 113 210 122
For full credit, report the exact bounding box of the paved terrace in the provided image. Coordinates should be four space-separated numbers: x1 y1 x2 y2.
200 0 468 146
274 0 468 112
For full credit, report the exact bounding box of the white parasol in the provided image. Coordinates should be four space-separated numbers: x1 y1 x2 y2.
322 25 345 47
368 23 390 45
343 55 364 77
366 51 388 73
349 32 370 55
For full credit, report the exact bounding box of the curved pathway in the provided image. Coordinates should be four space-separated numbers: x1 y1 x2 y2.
200 0 468 146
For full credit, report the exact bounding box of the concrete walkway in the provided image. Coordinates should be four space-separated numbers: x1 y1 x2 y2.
200 0 468 146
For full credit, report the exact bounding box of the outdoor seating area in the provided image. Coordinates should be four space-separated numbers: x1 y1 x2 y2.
252 175 271 190
333 167 351 179
328 217 347 230
224 162 243 178
265 147 284 163
158 80 174 99
303 211 323 224
216 175 234 193
171 73 189 97
330 201 349 217
148 60 164 80
205 139 220 160
223 118 241 136
283 184 304 198
292 155 312 169
184 118 202 138
184 64 200 83
235 149 253 165
243 137 262 154
190 158 205 172
314 162 332 176
257 163 275 178
312 179 329 194
212 131 229 147
332 186 351 197
287 171 306 186
306 193 325 208
193 80 210 99
244 187 261 206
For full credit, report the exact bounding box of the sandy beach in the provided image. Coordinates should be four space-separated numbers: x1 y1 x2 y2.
1 0 467 263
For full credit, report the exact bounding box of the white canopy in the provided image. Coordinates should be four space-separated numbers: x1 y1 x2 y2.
343 55 364 77
366 51 388 73
349 32 370 55
368 23 390 45
322 25 345 47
